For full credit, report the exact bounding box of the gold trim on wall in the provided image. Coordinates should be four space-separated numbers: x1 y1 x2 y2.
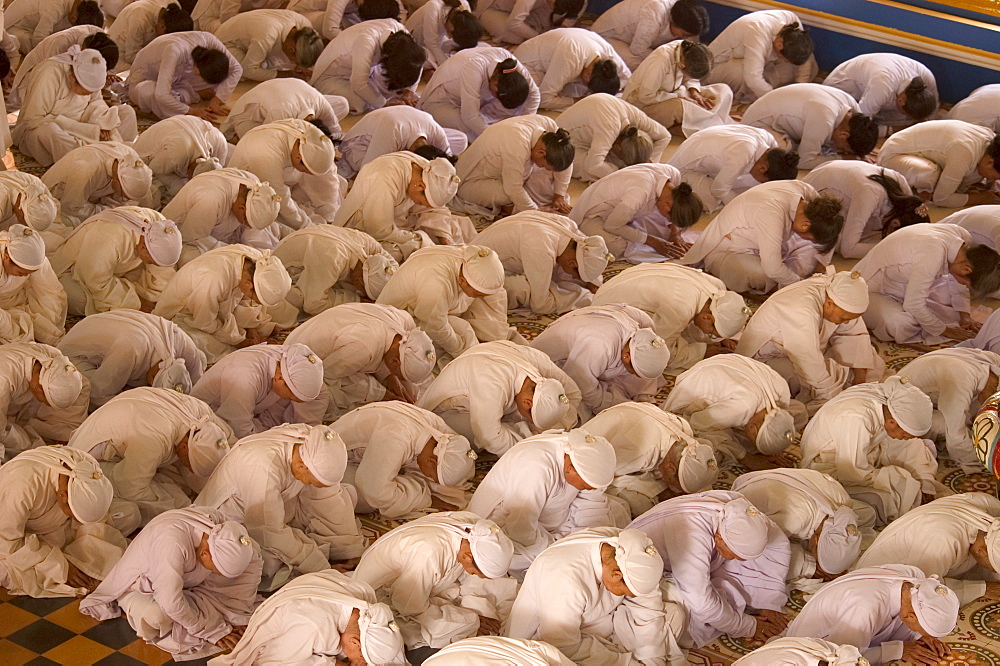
910 0 1000 18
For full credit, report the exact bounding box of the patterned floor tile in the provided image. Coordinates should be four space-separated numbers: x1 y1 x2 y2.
0 638 41 666
42 636 115 665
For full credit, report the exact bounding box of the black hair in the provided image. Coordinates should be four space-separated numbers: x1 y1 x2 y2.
447 9 483 51
679 40 712 79
191 46 230 85
669 0 709 37
847 113 878 158
987 135 1000 172
0 50 9 81
763 148 799 181
777 23 812 66
494 58 529 109
74 0 105 27
540 128 574 171
803 194 844 253
359 0 401 21
671 182 704 228
308 118 334 140
969 244 1000 298
869 170 928 237
413 144 456 164
380 31 425 92
588 59 620 95
159 3 193 33
82 32 120 69
901 77 937 121
551 0 585 25
176 0 197 12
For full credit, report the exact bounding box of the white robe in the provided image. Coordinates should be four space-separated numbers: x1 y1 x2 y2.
193 0 279 34
591 0 679 69
9 24 101 108
215 9 311 82
732 637 868 666
0 229 66 346
405 0 469 69
423 637 574 665
948 84 1000 134
418 341 581 455
0 171 58 232
5 0 77 52
338 105 459 178
475 0 563 45
824 53 937 127
134 115 232 205
220 77 345 142
107 0 174 67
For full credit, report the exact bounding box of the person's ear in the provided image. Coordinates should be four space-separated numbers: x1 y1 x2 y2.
772 37 783 53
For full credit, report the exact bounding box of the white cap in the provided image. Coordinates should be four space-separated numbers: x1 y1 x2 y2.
141 217 182 267
710 291 750 339
299 425 348 486
362 254 397 300
5 224 45 270
615 529 663 596
435 434 476 487
575 236 611 284
358 603 405 665
151 357 192 394
298 125 335 175
280 343 324 402
530 378 567 429
815 506 862 575
117 159 153 201
207 521 255 578
187 420 231 478
628 329 669 379
677 440 718 493
827 269 869 314
422 158 461 208
40 358 83 409
397 328 435 383
461 246 504 295
718 497 769 560
245 181 281 230
463 519 514 578
252 252 292 307
564 428 616 490
70 46 107 93
756 408 796 454
911 576 960 637
885 376 933 437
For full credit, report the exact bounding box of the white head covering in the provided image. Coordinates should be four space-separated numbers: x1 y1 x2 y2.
564 428 616 490
359 602 405 664
39 356 84 409
192 157 223 178
463 519 514 578
0 172 59 231
461 246 504 295
614 529 663 596
710 291 751 339
117 158 154 201
397 328 435 383
815 506 862 575
152 357 193 394
576 236 612 284
677 439 719 493
910 576 960 637
299 425 348 486
245 180 281 230
530 378 567 429
252 251 292 307
733 638 867 666
26 447 114 523
628 329 669 379
434 433 477 487
756 408 796 454
718 497 770 559
362 254 397 300
69 46 106 93
5 224 45 270
826 267 869 314
290 121 335 174
187 420 232 478
141 217 182 267
422 158 461 208
279 343 324 401
883 375 933 437
207 521 255 577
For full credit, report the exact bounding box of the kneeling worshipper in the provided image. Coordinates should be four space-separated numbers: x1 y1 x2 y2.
68 387 233 526
57 309 205 407
736 267 882 411
473 210 611 314
785 564 959 665
220 77 347 143
274 226 397 317
228 119 341 233
949 84 1000 133
591 0 708 69
506 526 684 666
799 376 938 525
133 115 231 207
418 340 580 456
0 342 86 459
0 171 60 231
216 9 321 83
662 353 800 466
944 205 1000 262
899 348 999 473
353 512 515 662
733 638 867 666
191 342 325 439
854 223 1000 345
530 304 669 417
0 223 66 346
13 46 137 167
569 163 704 261
8 26 111 109
41 142 154 228
331 402 475 517
49 206 181 317
731 468 868 584
107 1 190 70
80 506 261 661
164 168 281 265
0 446 124 598
152 245 292 363
858 493 1000 607
877 119 1000 208
334 152 471 261
195 423 366 587
823 52 938 127
628 490 790 649
592 262 749 371
681 180 844 294
583 401 718 520
208 569 404 665
452 115 574 218
468 428 615 570
285 303 434 418
423 637 573 665
377 245 519 363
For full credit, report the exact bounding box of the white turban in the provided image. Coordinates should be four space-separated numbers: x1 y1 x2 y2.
40 358 84 409
530 378 567 429
192 157 223 178
815 506 861 575
710 291 750 339
280 343 324 401
300 425 348 486
422 158 461 208
117 159 154 201
463 519 514 578
141 217 182 267
398 328 435 383
677 440 718 493
152 357 192 394
359 603 405 664
362 254 397 300
615 529 663 596
628 329 669 379
435 434 476 487
718 497 769 560
461 246 504 295
575 236 611 284
564 428 616 490
756 408 796 454
827 268 869 314
297 127 335 175
245 181 281 230
911 576 959 637
252 252 292 307
187 420 231 478
987 521 1000 573
66 457 114 524
207 521 255 578
70 46 106 93
6 224 45 270
7 173 58 231
885 376 933 437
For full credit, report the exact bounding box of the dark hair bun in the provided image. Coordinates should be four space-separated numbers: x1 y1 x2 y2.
675 182 693 196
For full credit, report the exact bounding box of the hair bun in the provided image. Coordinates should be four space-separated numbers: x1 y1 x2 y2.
675 182 693 196
553 128 570 142
624 127 638 138
906 76 927 93
785 151 800 166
